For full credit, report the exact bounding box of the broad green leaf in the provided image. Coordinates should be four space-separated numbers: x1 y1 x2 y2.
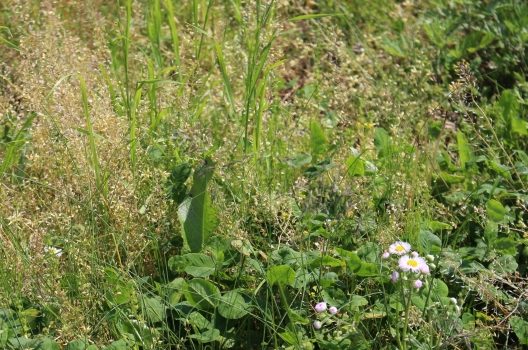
168 253 216 277
310 120 327 159
285 153 312 168
486 199 506 222
431 278 448 298
346 156 365 176
492 237 518 255
428 220 451 232
512 117 528 136
218 291 250 319
189 328 221 343
184 279 221 310
188 311 213 330
457 131 473 169
510 316 528 345
141 296 165 323
104 339 128 350
418 229 442 253
309 255 345 268
266 265 296 287
66 340 98 350
178 158 217 253
338 250 378 277
348 295 368 309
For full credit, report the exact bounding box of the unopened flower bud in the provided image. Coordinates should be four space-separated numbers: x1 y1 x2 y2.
313 320 322 330
413 280 423 289
314 302 327 313
328 306 338 315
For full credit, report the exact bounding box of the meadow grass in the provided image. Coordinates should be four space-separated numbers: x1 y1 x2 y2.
0 0 527 349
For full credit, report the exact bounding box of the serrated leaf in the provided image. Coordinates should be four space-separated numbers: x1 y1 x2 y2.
168 253 216 277
178 158 217 253
266 265 296 287
218 291 250 319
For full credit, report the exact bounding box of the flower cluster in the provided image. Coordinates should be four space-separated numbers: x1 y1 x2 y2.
312 302 339 330
382 241 432 289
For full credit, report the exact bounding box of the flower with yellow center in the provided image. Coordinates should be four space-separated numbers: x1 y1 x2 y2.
398 255 427 273
388 241 411 256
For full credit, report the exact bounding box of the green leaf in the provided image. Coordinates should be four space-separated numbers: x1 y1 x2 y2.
512 117 528 136
184 279 221 310
489 255 518 276
310 120 327 159
374 128 392 158
510 316 528 345
431 278 448 298
285 153 312 168
348 295 368 309
418 229 442 253
498 89 519 122
218 291 250 319
266 265 296 287
103 339 128 350
167 163 191 204
457 130 473 169
346 156 365 176
189 329 221 343
66 340 98 350
141 296 165 323
309 255 345 268
486 199 506 222
380 37 406 58
178 158 217 253
168 253 216 277
338 250 378 277
492 237 518 255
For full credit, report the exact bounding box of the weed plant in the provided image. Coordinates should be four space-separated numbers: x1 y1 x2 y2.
0 0 527 349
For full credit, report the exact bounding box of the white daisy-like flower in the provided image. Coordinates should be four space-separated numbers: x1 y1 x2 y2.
44 246 63 258
388 241 411 256
398 255 427 273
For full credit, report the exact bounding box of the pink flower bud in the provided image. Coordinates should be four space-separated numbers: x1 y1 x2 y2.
413 280 423 289
382 251 390 259
314 302 327 313
328 306 338 315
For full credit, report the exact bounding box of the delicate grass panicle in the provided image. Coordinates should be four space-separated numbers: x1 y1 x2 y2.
0 0 527 348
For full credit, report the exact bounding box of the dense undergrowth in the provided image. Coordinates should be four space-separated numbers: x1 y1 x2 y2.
0 0 527 349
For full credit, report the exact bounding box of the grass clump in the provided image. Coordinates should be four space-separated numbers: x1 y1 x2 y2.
0 0 527 349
